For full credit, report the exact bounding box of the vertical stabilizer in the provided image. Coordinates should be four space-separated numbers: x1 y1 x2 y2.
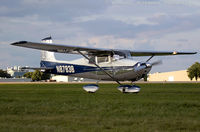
41 37 56 61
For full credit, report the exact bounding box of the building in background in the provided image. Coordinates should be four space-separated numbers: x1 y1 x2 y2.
51 75 69 82
50 75 96 82
148 70 199 82
7 66 29 78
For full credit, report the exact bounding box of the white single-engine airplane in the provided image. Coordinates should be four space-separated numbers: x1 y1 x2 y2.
11 37 196 93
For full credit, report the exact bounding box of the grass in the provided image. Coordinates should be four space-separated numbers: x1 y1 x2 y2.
0 83 200 132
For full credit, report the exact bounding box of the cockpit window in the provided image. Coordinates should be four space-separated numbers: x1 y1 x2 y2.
112 50 131 60
113 51 126 58
88 56 109 64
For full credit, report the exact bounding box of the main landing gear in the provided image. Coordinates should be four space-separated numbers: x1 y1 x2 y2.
83 84 99 93
117 85 140 93
83 84 140 93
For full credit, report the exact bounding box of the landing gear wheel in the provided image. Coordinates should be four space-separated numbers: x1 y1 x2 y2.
117 85 140 93
83 84 99 93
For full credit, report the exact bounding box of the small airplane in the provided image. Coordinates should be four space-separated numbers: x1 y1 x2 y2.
11 37 196 93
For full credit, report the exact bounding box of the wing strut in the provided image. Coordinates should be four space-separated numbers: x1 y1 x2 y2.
146 55 154 62
77 50 122 85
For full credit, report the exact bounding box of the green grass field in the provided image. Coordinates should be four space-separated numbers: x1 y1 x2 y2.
0 83 200 132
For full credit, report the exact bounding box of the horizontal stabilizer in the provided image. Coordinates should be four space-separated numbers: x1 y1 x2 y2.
21 66 53 71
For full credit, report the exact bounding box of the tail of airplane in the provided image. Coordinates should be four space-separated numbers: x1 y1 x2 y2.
40 36 57 68
41 36 56 61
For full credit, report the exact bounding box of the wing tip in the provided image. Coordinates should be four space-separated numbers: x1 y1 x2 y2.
173 51 197 55
11 41 28 45
184 52 197 55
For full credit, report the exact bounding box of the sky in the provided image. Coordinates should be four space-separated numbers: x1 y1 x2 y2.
0 0 200 73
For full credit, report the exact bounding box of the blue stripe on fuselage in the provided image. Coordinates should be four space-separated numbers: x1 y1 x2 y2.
40 61 112 75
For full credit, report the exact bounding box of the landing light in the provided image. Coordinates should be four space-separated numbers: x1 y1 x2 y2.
173 51 177 55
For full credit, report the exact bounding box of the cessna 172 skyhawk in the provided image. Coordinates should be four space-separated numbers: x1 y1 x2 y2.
11 37 196 93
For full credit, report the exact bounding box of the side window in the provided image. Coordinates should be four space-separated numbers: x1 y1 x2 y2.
97 56 109 63
88 56 110 64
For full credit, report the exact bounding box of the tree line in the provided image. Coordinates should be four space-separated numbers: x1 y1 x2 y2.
187 62 200 81
0 69 11 78
0 69 50 81
23 70 50 81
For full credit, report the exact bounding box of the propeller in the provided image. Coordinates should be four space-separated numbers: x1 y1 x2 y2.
145 56 162 66
135 60 162 69
151 60 162 66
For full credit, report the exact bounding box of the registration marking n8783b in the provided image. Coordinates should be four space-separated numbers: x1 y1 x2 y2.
56 65 75 73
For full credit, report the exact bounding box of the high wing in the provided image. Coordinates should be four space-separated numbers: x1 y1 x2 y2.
11 41 197 56
11 41 111 55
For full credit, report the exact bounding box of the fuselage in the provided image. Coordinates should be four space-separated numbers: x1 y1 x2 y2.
41 58 152 81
